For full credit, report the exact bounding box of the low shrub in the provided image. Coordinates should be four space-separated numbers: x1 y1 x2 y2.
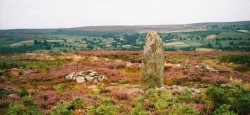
51 97 86 115
213 104 236 115
177 89 194 103
53 83 65 93
6 96 42 115
51 102 73 115
87 98 120 115
169 104 198 115
142 75 161 88
234 65 250 73
131 103 148 115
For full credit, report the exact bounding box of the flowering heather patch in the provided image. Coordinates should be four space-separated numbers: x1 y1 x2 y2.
105 61 126 69
231 71 250 82
183 103 205 114
164 64 231 85
202 75 229 84
0 95 21 109
110 90 134 101
0 83 18 94
170 89 183 95
78 50 142 63
1 51 250 114
15 55 140 89
109 90 135 110
60 89 89 101
33 90 60 109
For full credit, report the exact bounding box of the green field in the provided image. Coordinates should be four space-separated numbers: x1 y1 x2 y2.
0 21 250 52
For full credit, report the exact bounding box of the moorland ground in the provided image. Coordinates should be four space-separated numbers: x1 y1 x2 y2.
0 51 250 114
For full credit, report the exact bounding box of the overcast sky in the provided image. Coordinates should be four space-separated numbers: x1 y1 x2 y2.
0 0 250 29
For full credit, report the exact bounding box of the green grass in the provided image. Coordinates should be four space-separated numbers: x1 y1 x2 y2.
50 35 113 49
1 26 250 53
10 40 34 46
177 30 222 38
183 40 204 47
0 37 26 46
216 31 250 39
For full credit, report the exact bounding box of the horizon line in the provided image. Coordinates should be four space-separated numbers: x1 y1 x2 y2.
1 20 250 30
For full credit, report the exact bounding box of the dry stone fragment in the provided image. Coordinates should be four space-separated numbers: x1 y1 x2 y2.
76 77 85 83
85 76 94 82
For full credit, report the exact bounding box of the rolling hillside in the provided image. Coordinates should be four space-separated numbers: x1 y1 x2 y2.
0 21 250 53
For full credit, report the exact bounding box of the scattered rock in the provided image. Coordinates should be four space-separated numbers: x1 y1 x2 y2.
127 88 144 94
8 94 18 97
221 83 232 88
23 69 31 75
141 31 164 89
110 83 118 86
171 85 178 90
156 86 167 91
205 65 219 74
194 89 201 94
165 85 202 95
66 70 107 83
190 88 201 94
200 84 210 88
193 84 198 88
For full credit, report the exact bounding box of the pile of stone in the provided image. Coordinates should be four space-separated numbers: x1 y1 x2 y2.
66 70 107 83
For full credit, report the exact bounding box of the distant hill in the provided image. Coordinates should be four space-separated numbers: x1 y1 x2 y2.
68 21 250 33
1 20 250 53
1 21 250 35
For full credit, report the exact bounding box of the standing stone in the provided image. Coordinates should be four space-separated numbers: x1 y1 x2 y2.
141 31 164 89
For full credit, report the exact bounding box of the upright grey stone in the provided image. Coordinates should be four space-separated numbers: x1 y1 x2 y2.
141 31 164 89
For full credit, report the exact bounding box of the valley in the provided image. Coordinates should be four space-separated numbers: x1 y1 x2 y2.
1 21 250 53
